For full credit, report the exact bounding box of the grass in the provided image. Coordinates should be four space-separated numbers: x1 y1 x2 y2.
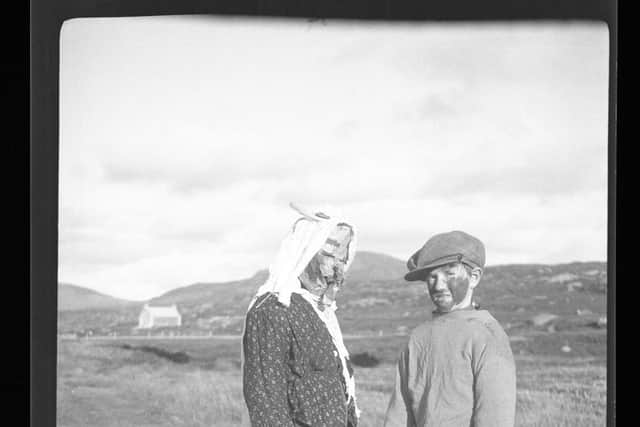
514 356 607 426
57 340 248 427
350 357 606 427
57 335 607 427
57 261 607 425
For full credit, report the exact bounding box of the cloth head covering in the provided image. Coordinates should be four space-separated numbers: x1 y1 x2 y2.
247 202 357 310
241 202 360 417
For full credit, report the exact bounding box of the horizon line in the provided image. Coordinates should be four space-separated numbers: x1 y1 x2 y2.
58 256 607 302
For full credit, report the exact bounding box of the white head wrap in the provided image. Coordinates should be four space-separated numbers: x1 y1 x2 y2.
247 202 357 310
242 202 360 417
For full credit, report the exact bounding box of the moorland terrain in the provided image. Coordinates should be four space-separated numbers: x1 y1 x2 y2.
57 251 608 426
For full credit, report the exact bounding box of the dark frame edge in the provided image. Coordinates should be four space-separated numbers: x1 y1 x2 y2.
606 5 618 427
30 1 618 427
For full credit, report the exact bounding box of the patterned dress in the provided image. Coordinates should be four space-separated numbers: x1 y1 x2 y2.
243 292 358 427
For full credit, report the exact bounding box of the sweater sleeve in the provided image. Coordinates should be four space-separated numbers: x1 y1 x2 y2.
471 324 517 427
383 346 416 427
242 304 296 427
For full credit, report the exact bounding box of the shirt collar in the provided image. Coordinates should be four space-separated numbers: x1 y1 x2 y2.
432 301 477 317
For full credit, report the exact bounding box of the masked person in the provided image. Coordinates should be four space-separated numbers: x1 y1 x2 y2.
242 203 360 427
384 231 516 427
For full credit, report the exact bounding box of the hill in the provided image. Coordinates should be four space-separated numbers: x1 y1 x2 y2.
149 269 270 306
344 251 407 282
57 253 607 339
145 251 404 306
58 283 136 311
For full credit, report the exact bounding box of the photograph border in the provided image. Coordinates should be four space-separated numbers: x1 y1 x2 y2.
30 1 617 426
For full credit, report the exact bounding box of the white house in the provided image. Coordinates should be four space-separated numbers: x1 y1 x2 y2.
138 304 182 329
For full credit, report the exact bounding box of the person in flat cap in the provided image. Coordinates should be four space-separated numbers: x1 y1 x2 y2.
241 203 360 427
383 230 516 427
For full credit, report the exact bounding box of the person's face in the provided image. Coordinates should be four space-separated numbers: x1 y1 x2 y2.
424 262 471 312
301 225 352 299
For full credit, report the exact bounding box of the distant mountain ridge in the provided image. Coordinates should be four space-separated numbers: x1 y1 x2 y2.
149 251 408 304
58 283 136 311
58 252 607 339
58 252 608 310
345 251 408 282
149 269 270 306
57 251 406 312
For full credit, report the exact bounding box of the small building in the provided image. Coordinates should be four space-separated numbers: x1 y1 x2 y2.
138 303 182 329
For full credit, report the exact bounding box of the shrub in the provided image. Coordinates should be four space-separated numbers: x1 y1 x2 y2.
350 352 381 368
119 344 191 364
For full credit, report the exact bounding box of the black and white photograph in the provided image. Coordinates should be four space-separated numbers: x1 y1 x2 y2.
55 15 610 426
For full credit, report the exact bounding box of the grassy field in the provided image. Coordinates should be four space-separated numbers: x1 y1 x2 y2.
57 334 607 427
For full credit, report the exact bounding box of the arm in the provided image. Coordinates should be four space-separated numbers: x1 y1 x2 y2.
383 347 416 427
242 306 296 427
472 330 517 427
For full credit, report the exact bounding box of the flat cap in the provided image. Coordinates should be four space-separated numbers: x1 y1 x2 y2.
404 230 485 282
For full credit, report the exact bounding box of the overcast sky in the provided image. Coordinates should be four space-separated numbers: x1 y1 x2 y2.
58 16 609 301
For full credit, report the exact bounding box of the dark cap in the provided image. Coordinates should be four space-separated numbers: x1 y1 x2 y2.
404 230 485 282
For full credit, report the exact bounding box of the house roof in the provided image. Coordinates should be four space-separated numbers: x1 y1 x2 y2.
142 304 180 317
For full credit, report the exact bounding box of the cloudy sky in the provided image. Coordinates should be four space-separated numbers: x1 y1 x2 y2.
58 16 609 301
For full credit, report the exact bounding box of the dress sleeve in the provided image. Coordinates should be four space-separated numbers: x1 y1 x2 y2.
471 326 517 427
242 304 296 427
383 346 416 427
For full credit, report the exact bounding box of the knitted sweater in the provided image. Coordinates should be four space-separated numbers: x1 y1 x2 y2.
384 308 516 427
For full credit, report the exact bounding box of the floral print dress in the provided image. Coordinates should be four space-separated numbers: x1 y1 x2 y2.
243 292 358 427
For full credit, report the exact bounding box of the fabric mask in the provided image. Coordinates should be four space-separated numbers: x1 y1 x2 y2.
300 224 353 303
